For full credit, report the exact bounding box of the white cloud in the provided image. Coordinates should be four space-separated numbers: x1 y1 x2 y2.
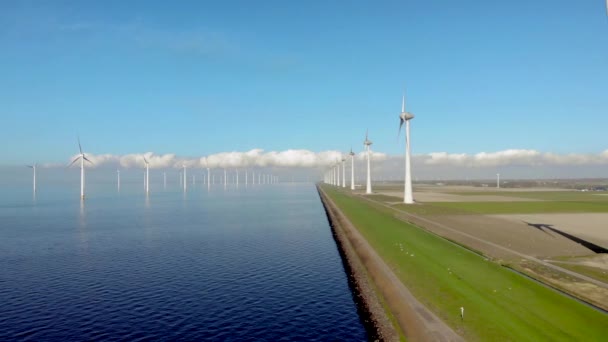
423 149 608 167
66 149 351 169
62 148 608 173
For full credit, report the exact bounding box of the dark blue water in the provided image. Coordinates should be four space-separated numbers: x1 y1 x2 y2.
0 182 367 341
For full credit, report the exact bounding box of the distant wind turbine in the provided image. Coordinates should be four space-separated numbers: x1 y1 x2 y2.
341 156 346 188
398 92 415 204
207 168 211 189
68 137 93 200
183 165 187 192
143 157 150 194
349 148 355 190
336 160 341 187
26 163 37 194
117 169 120 192
364 130 373 194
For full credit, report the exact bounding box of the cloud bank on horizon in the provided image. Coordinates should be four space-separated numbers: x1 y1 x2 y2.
425 149 608 167
55 148 608 170
61 149 388 169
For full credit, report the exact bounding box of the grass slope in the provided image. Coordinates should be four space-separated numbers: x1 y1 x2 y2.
323 186 608 341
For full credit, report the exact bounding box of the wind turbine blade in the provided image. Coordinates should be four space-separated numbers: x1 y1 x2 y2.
402 93 406 112
83 156 93 164
26 165 33 168
398 119 404 140
68 156 81 167
143 156 148 164
78 137 83 154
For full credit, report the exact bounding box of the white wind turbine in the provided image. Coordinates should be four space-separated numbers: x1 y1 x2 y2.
364 130 373 194
207 168 211 189
341 156 346 188
68 138 93 200
349 148 355 190
336 160 341 187
143 157 150 194
183 165 187 192
398 93 415 204
26 163 37 194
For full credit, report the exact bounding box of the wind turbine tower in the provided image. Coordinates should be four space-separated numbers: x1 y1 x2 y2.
27 163 37 194
364 130 373 194
207 168 211 189
349 148 355 190
143 157 150 194
68 138 93 200
183 165 187 192
341 157 346 188
497 173 500 189
399 93 415 204
164 172 167 189
336 160 341 187
117 169 120 192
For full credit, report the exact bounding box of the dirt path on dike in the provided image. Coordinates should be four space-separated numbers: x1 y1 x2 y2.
318 186 463 342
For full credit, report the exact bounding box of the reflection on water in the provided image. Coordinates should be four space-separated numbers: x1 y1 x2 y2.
77 199 89 254
0 184 366 341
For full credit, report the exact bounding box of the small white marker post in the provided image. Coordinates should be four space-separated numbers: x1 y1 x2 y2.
460 306 464 321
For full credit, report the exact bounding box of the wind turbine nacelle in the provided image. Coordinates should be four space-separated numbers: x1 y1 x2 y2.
400 112 415 120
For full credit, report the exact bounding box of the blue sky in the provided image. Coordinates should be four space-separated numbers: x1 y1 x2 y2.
1 0 607 165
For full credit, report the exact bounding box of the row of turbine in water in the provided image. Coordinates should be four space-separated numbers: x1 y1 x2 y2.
26 139 280 199
133 165 279 194
323 93 416 204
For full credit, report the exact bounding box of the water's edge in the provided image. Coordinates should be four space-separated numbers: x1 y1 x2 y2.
316 185 399 342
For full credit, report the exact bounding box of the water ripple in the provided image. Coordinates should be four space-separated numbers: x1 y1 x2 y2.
0 185 366 341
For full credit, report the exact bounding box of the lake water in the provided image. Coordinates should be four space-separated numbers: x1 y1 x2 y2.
0 181 367 341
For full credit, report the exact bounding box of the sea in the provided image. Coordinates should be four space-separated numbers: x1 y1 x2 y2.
0 172 367 341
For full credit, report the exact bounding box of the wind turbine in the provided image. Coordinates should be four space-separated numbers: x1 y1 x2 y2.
399 93 415 204
364 130 373 194
336 160 341 187
497 173 500 189
349 148 355 190
143 157 150 194
163 172 167 189
183 165 187 192
235 169 239 187
68 138 93 200
26 163 37 194
207 168 211 189
117 169 120 192
341 156 346 188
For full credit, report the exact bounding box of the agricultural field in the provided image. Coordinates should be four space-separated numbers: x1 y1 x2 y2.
322 185 608 341
352 184 608 310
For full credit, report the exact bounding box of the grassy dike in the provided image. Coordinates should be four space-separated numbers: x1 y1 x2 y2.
321 185 608 341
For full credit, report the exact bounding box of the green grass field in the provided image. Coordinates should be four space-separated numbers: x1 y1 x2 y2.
322 185 608 341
